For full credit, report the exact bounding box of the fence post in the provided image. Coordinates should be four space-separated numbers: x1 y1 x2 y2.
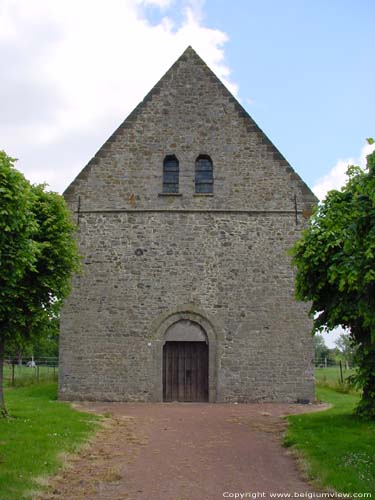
324 357 327 368
37 365 39 382
339 360 343 383
11 363 15 387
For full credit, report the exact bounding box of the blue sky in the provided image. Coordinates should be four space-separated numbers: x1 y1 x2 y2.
1 0 373 195
1 0 373 347
145 0 374 189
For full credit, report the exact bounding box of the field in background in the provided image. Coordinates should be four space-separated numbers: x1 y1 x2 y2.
3 362 356 389
315 366 355 387
3 362 58 388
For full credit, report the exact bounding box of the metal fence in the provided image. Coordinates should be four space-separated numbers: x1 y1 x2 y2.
3 356 355 387
4 357 58 387
314 358 355 384
314 357 353 369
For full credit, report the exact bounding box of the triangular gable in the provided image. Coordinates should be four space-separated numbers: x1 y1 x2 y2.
64 46 317 205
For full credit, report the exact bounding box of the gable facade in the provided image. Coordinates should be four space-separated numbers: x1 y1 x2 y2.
59 47 316 403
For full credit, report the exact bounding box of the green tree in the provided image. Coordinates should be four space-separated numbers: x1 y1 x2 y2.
335 332 358 367
30 315 60 358
313 334 330 363
0 152 37 415
0 153 79 416
291 140 375 419
5 314 59 360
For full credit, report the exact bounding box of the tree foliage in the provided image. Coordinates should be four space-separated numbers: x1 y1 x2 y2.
313 334 331 362
0 153 37 334
11 184 79 342
5 316 59 360
335 333 358 366
291 142 375 418
0 152 79 416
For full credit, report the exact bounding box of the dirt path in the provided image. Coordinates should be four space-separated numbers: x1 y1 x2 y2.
40 402 326 500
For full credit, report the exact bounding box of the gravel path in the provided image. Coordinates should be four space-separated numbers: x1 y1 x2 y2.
40 402 326 500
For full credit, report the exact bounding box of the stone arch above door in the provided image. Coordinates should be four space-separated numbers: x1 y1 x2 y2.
164 320 207 343
150 306 219 402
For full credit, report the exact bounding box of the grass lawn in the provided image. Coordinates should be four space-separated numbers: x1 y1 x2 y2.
3 364 58 388
0 383 99 500
315 366 355 387
285 387 375 495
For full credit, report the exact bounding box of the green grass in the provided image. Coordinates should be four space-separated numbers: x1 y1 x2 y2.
285 387 375 495
315 366 355 385
0 383 99 500
1 373 372 498
3 364 58 388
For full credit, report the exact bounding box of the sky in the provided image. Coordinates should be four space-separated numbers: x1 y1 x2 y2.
1 0 374 347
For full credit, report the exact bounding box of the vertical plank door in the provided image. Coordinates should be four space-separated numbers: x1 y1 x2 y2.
163 342 208 402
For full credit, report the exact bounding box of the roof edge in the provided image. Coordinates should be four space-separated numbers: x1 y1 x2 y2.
184 47 318 205
64 46 317 205
64 47 193 197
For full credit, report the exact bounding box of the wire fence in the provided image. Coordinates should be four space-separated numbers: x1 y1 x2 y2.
2 356 355 389
314 357 353 369
4 357 58 387
314 358 355 386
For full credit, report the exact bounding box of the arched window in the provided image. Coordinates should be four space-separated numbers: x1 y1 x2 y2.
195 155 213 194
163 155 179 193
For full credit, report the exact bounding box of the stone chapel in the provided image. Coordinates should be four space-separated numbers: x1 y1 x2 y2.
59 46 317 403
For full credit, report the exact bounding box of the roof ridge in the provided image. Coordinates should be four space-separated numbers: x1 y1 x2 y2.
181 47 317 203
64 47 192 196
64 46 317 204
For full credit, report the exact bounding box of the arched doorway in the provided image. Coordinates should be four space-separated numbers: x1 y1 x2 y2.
163 320 208 402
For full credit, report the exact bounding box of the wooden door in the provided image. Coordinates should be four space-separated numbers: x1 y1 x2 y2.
163 341 208 402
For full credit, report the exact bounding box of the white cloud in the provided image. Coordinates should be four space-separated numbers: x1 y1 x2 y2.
359 140 375 166
0 0 236 193
321 325 349 349
140 0 173 8
313 141 375 201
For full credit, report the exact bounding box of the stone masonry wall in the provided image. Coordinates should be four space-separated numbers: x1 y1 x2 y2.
59 211 314 402
59 47 316 403
63 48 315 214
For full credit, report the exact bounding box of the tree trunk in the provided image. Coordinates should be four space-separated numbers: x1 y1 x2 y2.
357 377 375 419
354 337 375 419
17 349 22 367
0 337 8 418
